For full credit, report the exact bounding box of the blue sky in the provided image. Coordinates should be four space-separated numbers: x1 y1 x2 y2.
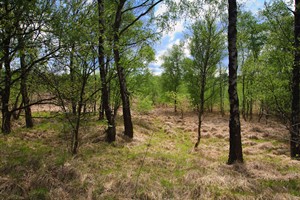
149 0 292 75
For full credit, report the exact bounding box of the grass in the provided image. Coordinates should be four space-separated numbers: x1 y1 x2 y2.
0 108 300 199
261 179 300 196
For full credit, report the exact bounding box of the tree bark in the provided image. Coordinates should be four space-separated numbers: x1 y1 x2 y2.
174 91 177 113
72 103 81 155
70 45 77 115
99 97 105 120
113 0 133 138
227 0 243 164
19 41 33 128
12 92 22 120
98 0 116 142
291 0 300 158
219 66 225 117
195 75 206 148
242 74 246 121
2 37 12 134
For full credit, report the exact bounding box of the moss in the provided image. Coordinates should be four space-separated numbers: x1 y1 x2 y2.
28 188 49 200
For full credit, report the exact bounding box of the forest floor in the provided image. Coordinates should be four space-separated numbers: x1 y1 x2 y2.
1 107 300 199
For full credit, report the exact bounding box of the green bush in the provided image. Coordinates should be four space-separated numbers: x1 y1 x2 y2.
136 96 153 114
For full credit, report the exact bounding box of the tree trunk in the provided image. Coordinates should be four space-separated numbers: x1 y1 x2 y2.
114 48 133 138
219 66 225 117
242 74 246 121
72 102 82 155
227 0 243 164
174 92 177 113
195 75 206 148
291 0 300 158
98 0 116 142
70 45 77 115
113 0 133 138
72 70 88 154
2 37 12 134
210 83 215 113
20 44 33 128
249 97 253 121
12 92 22 120
93 70 97 113
99 97 105 120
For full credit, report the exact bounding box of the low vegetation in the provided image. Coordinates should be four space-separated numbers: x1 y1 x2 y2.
1 107 299 199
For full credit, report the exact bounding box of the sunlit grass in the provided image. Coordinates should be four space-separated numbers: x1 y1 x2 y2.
1 109 300 199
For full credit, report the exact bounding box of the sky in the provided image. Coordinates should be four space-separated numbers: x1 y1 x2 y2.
149 0 292 75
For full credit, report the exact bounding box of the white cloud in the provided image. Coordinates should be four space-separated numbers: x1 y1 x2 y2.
151 0 290 75
154 4 167 17
164 20 185 41
238 0 293 13
183 39 191 57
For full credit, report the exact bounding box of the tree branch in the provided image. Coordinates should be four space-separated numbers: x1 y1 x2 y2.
119 0 163 35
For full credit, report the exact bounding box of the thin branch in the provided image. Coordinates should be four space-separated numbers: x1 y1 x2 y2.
10 97 57 113
121 0 151 14
119 0 163 35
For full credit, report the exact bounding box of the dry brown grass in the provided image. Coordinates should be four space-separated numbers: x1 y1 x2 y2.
1 107 300 199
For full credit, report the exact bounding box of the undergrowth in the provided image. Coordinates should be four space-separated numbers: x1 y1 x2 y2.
0 109 300 199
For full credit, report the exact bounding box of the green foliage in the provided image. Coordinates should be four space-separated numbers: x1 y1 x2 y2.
184 10 225 109
161 43 185 95
136 96 153 114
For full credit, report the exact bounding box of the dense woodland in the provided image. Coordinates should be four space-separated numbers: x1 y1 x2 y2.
1 0 300 199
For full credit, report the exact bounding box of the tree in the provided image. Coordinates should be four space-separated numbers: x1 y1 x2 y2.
187 11 225 148
237 11 266 121
218 64 227 117
0 0 59 134
98 0 116 142
291 0 300 158
18 33 34 128
112 0 162 139
227 0 243 164
258 1 293 121
161 44 184 112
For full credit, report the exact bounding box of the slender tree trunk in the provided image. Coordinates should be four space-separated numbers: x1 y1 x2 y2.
114 48 133 138
93 70 97 113
99 97 105 120
219 66 225 117
2 37 12 134
210 83 215 112
174 91 177 113
195 76 206 148
72 103 81 155
227 0 243 164
113 0 133 138
98 0 116 142
20 43 33 128
249 97 253 121
70 45 77 115
72 69 88 154
291 0 300 158
12 92 22 120
242 74 246 121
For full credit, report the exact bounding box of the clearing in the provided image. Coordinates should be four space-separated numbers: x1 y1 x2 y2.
0 107 300 199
